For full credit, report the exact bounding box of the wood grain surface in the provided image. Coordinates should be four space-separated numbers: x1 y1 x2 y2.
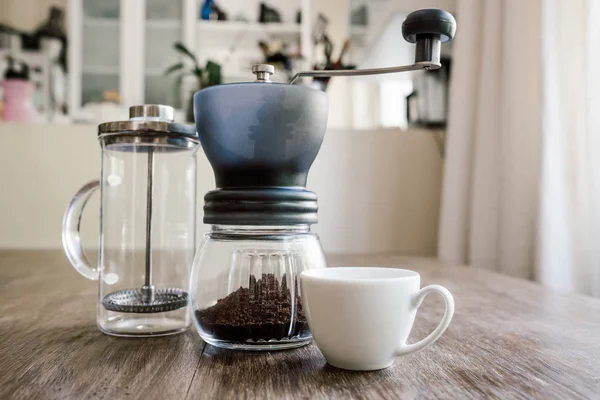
1 250 599 399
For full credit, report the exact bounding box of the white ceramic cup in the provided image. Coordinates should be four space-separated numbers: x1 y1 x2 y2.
300 267 454 371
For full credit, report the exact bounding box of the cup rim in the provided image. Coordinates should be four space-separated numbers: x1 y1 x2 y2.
301 266 419 283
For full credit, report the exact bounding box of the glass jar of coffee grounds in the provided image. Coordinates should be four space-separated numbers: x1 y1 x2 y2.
190 225 326 350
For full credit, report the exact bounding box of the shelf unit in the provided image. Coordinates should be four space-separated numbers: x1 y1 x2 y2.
81 66 120 75
197 20 301 35
192 0 312 86
68 0 314 119
146 20 182 29
84 18 120 28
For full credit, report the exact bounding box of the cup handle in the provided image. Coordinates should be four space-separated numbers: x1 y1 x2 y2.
396 285 455 356
61 180 100 281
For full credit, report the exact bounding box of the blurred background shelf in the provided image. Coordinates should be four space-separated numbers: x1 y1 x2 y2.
68 0 312 119
83 17 119 28
197 20 300 35
146 20 181 30
82 65 119 75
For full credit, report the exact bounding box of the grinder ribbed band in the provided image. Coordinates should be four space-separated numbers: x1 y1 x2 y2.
203 188 318 225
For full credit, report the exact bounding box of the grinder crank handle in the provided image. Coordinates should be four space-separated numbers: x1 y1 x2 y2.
288 8 456 83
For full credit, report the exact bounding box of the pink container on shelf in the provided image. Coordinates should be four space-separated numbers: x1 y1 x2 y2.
1 79 35 122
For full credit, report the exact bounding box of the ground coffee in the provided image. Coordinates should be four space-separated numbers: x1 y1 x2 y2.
195 273 308 342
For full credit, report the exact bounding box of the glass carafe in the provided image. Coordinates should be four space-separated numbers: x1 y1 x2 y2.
62 105 199 337
190 225 326 350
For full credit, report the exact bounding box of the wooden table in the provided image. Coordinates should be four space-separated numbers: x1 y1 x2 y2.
1 251 599 399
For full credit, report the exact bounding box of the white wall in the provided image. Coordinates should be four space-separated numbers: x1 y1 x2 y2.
0 122 443 255
310 127 443 254
0 0 68 31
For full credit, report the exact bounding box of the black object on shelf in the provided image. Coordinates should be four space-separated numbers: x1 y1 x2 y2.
312 39 355 92
36 7 66 40
259 3 281 23
212 3 228 20
258 41 294 79
4 57 30 80
19 7 68 72
201 0 228 21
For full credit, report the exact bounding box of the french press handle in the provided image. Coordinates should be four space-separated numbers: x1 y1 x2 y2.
288 8 456 83
62 180 100 281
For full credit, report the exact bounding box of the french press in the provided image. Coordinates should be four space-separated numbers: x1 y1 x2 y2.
62 105 199 337
190 9 456 350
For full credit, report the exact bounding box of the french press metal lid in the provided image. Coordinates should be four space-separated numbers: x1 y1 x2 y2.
98 104 197 150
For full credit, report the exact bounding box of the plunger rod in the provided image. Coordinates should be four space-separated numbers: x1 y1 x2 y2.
142 148 155 303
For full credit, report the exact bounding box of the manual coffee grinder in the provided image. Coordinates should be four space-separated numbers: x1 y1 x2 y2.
189 9 456 350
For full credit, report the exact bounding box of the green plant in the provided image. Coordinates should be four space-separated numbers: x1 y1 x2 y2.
164 41 222 97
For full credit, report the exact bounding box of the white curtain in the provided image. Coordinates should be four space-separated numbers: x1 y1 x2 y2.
438 0 600 296
537 0 600 295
